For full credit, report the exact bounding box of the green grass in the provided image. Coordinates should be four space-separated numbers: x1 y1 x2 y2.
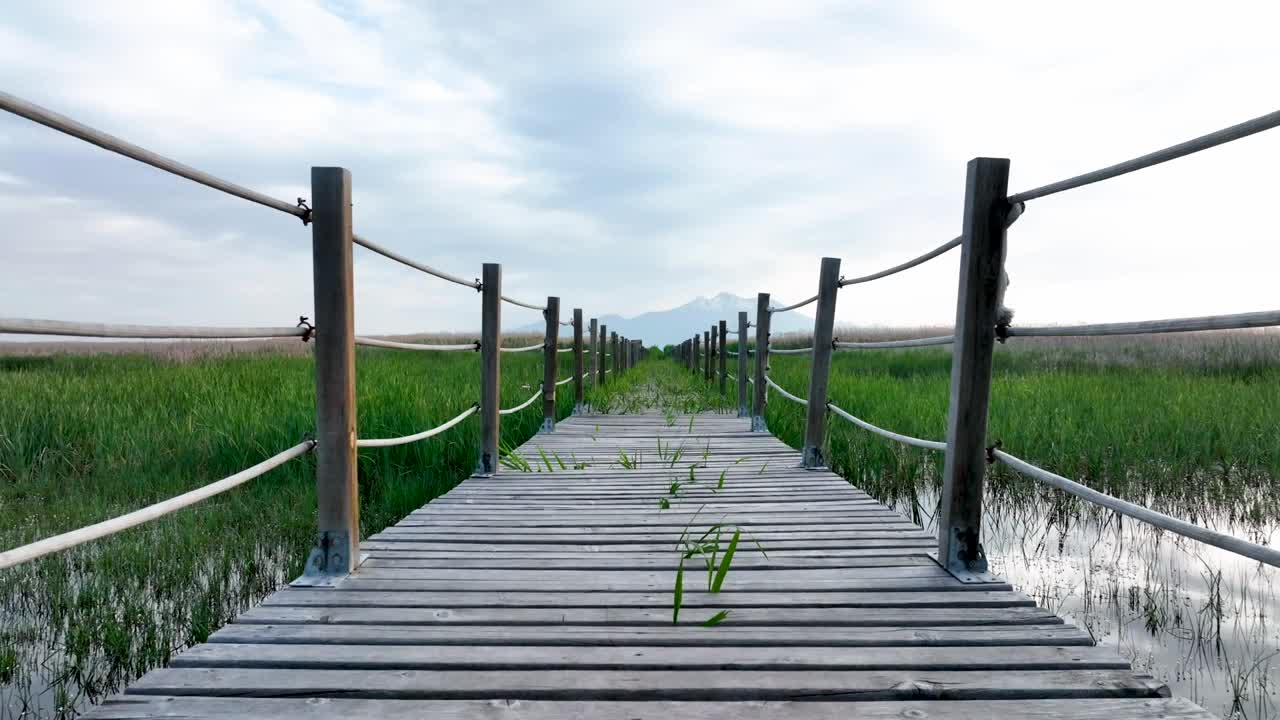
0 347 574 717
758 338 1280 520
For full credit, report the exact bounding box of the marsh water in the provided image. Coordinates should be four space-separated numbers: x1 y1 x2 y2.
890 484 1280 719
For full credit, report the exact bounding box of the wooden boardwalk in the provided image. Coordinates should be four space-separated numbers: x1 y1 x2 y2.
90 412 1211 719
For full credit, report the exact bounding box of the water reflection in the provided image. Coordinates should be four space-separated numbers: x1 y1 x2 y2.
893 484 1280 719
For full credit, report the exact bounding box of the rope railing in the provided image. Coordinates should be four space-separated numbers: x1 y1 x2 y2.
555 375 574 387
0 318 308 340
764 375 807 406
769 295 819 313
993 448 1280 568
769 346 813 355
355 337 479 352
500 342 545 353
835 335 955 350
1003 310 1280 339
1008 108 1280 204
0 440 316 570
501 295 547 311
556 346 574 353
499 386 543 415
351 234 479 290
839 202 1024 287
826 402 947 451
0 91 483 294
357 405 479 448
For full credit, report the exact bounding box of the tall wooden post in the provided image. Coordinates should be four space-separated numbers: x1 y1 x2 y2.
476 263 502 476
620 336 627 373
693 334 700 375
718 320 728 395
802 257 842 469
598 324 608 386
305 167 358 577
573 309 584 412
588 318 598 388
706 327 716 379
737 311 749 417
752 293 770 432
938 157 1011 582
611 332 619 377
542 297 560 431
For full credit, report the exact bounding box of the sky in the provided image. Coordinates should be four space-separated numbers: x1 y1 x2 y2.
2 1 1278 337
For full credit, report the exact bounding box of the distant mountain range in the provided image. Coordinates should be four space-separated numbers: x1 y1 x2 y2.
519 293 814 347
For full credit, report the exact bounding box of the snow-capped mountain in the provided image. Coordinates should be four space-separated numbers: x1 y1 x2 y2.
519 293 814 347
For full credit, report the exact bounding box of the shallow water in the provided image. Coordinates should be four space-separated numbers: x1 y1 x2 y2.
894 485 1280 719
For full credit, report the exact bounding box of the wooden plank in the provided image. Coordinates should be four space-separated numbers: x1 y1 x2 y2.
234 605 1061 627
207 623 1086 647
358 555 933 571
317 576 1012 593
259 589 1037 609
170 643 1130 671
125 667 1168 701
87 696 1217 719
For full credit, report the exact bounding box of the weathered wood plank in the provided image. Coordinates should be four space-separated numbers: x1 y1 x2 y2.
125 667 1169 701
87 697 1217 719
235 605 1061 627
170 643 1129 671
207 623 1088 647
259 589 1037 609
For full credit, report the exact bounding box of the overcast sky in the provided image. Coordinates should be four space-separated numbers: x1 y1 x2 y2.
2 1 1277 336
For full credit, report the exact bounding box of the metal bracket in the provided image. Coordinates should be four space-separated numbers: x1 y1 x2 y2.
301 530 353 579
943 527 997 583
540 418 556 433
474 452 497 478
801 446 826 470
751 415 768 432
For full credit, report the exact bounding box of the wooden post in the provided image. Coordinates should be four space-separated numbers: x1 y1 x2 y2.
573 309 584 412
611 332 619 377
752 293 770 432
708 327 716 382
802 257 842 469
693 334 700 375
598 324 607 386
938 157 1011 582
588 318 598 388
737 312 749 417
476 263 502 476
706 327 716 379
620 335 627 373
718 320 728 395
305 166 358 578
542 297 560 431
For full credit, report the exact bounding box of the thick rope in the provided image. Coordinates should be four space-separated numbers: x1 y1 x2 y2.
769 346 813 355
0 317 306 340
826 402 947 451
769 294 819 313
840 203 1024 287
499 386 543 415
835 335 954 350
500 342 545 353
355 337 479 352
764 375 807 406
555 375 575 387
0 92 480 291
994 448 1280 568
1009 109 1280 203
357 404 479 448
1004 310 1280 339
501 295 546 311
0 440 315 570
352 234 479 290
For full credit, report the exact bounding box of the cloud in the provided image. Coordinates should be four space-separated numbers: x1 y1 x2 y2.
2 0 1278 341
